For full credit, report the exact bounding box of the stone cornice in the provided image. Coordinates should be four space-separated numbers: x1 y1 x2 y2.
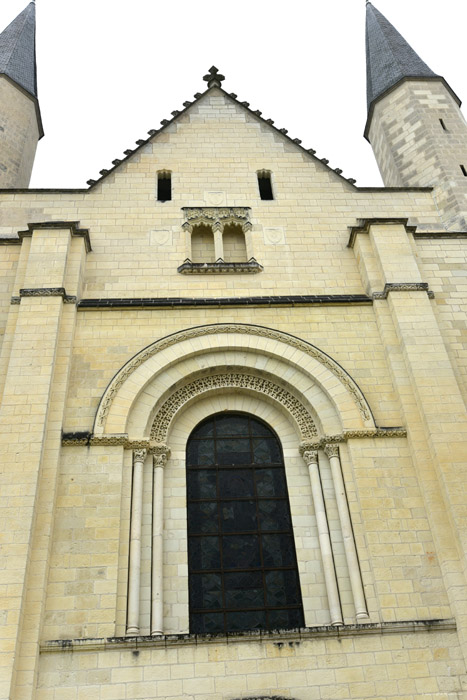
347 218 417 248
177 259 263 274
78 294 373 310
17 221 92 253
372 283 434 300
300 427 407 451
62 427 407 448
40 618 456 654
413 232 467 239
11 287 77 304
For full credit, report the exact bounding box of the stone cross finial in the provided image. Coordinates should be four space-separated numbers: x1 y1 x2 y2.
203 66 225 88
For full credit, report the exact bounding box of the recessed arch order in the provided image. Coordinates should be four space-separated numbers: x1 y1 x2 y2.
93 323 375 444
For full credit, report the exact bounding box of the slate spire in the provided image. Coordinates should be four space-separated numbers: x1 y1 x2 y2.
0 2 37 98
365 2 439 112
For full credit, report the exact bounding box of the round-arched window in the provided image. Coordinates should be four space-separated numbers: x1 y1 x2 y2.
186 412 304 634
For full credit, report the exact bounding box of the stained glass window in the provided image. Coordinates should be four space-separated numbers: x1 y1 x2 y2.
187 413 304 634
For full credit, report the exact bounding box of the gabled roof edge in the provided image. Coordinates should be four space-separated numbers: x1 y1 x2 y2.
85 84 359 190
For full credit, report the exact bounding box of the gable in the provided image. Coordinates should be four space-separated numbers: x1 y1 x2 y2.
87 86 356 193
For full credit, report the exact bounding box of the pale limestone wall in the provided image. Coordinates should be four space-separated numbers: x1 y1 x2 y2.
0 90 446 303
63 306 401 434
45 433 449 640
368 80 467 230
37 628 465 700
1 86 467 700
0 77 39 188
416 237 467 398
0 243 20 353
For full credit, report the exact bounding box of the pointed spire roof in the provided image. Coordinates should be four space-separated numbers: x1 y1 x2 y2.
365 3 460 137
0 2 37 98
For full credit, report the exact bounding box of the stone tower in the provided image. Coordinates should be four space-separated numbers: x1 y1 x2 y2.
365 2 467 231
0 2 42 188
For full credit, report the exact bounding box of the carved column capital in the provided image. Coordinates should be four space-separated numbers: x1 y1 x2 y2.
302 449 318 467
324 444 340 459
133 448 147 464
151 444 170 468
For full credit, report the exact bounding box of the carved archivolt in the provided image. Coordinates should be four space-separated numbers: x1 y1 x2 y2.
150 373 318 442
95 324 372 429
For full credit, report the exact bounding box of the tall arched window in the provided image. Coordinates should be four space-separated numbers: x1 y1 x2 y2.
186 413 304 634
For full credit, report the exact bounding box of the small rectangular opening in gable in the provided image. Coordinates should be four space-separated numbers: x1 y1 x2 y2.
157 171 172 201
257 170 274 200
461 165 467 177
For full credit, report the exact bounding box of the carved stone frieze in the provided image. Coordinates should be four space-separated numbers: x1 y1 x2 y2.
182 207 252 235
343 428 407 439
373 283 434 299
15 287 77 303
62 437 89 446
90 434 129 446
299 427 407 452
150 373 318 442
183 207 250 223
177 259 263 274
95 324 372 428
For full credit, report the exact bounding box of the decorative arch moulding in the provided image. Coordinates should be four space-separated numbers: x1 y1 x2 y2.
94 324 375 433
149 372 319 443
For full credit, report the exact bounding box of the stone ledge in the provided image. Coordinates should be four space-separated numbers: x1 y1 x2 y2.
40 619 456 654
11 287 77 304
373 282 434 299
78 294 373 310
61 427 407 448
347 217 417 248
177 258 263 274
17 221 92 252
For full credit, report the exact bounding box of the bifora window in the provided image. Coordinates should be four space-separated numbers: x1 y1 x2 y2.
186 413 304 634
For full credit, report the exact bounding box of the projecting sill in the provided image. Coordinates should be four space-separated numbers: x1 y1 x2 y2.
177 258 263 274
40 619 456 654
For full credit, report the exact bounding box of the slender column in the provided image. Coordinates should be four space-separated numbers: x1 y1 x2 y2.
302 449 343 625
213 222 223 260
184 226 192 260
325 444 368 620
150 446 170 636
126 448 147 636
243 221 254 260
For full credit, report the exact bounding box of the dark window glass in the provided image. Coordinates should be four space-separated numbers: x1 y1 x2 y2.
157 172 171 201
187 413 304 634
257 171 274 200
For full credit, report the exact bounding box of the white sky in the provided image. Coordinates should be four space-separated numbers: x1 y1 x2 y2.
2 0 467 189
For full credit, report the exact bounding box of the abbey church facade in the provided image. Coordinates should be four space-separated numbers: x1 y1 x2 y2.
1 2 467 698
